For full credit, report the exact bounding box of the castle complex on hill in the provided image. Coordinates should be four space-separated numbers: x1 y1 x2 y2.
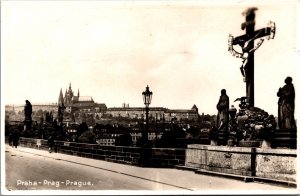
58 83 107 115
6 83 200 122
57 83 199 122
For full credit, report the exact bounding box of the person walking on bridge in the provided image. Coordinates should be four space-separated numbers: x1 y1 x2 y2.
12 130 19 148
47 135 55 153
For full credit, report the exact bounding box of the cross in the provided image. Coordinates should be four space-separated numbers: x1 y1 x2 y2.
229 7 275 107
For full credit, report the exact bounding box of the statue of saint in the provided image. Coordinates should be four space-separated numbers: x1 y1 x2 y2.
24 100 32 121
216 89 230 130
277 77 296 129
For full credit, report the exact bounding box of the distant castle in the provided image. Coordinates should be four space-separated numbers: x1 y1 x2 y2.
58 83 107 114
5 83 200 123
57 83 199 122
106 104 199 122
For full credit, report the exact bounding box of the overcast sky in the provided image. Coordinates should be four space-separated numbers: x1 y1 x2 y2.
2 0 299 116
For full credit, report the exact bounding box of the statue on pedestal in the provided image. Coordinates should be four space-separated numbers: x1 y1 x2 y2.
277 76 296 129
216 89 229 145
216 89 229 130
272 77 296 148
24 100 32 121
24 100 32 131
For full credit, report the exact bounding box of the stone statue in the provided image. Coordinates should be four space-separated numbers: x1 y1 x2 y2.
277 77 296 129
228 105 238 146
24 100 32 132
234 96 249 109
216 89 230 130
24 100 32 121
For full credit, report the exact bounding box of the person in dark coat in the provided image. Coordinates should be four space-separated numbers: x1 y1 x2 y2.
12 130 19 148
8 132 13 146
47 135 55 153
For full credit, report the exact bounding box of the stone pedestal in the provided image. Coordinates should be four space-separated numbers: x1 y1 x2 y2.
272 129 297 149
218 129 228 146
23 119 32 131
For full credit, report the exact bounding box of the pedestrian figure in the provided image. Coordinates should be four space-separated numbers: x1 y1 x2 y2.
12 130 19 148
47 135 55 153
8 132 13 146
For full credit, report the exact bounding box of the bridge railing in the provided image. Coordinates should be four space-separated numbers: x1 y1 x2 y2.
18 137 185 168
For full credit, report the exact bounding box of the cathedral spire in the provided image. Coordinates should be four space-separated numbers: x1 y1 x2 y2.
64 89 67 104
58 88 64 106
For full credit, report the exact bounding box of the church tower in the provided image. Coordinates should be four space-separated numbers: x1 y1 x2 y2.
64 83 74 105
64 89 67 105
58 88 64 106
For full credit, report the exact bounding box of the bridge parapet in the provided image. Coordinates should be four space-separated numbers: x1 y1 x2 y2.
18 137 185 168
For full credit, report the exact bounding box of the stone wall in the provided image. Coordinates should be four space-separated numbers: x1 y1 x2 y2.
18 137 185 168
255 148 296 182
185 144 207 168
205 146 253 176
185 144 296 182
146 148 186 167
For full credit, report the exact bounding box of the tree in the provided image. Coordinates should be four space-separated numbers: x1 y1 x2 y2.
135 137 144 147
5 114 10 124
77 130 96 144
86 114 95 126
36 109 44 117
156 124 187 148
158 131 177 147
115 133 133 146
77 122 89 139
80 112 87 122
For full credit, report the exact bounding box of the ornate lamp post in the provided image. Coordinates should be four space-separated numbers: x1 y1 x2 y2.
142 85 153 146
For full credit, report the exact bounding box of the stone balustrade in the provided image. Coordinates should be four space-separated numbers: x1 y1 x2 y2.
18 137 185 168
185 144 297 183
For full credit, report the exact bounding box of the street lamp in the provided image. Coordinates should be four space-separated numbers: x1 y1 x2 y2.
142 85 153 146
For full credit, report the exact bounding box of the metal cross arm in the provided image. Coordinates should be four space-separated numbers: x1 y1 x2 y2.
232 27 271 46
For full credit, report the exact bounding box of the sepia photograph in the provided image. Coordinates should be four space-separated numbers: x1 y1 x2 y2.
1 0 299 195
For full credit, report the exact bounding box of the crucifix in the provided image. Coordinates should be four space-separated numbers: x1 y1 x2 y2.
228 7 275 107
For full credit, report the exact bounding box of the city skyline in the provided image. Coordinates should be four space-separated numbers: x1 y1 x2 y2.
2 0 299 116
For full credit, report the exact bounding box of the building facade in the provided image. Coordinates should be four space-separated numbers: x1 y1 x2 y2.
106 104 199 122
58 83 107 118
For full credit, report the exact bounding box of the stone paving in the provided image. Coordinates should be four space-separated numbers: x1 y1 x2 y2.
4 145 297 194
